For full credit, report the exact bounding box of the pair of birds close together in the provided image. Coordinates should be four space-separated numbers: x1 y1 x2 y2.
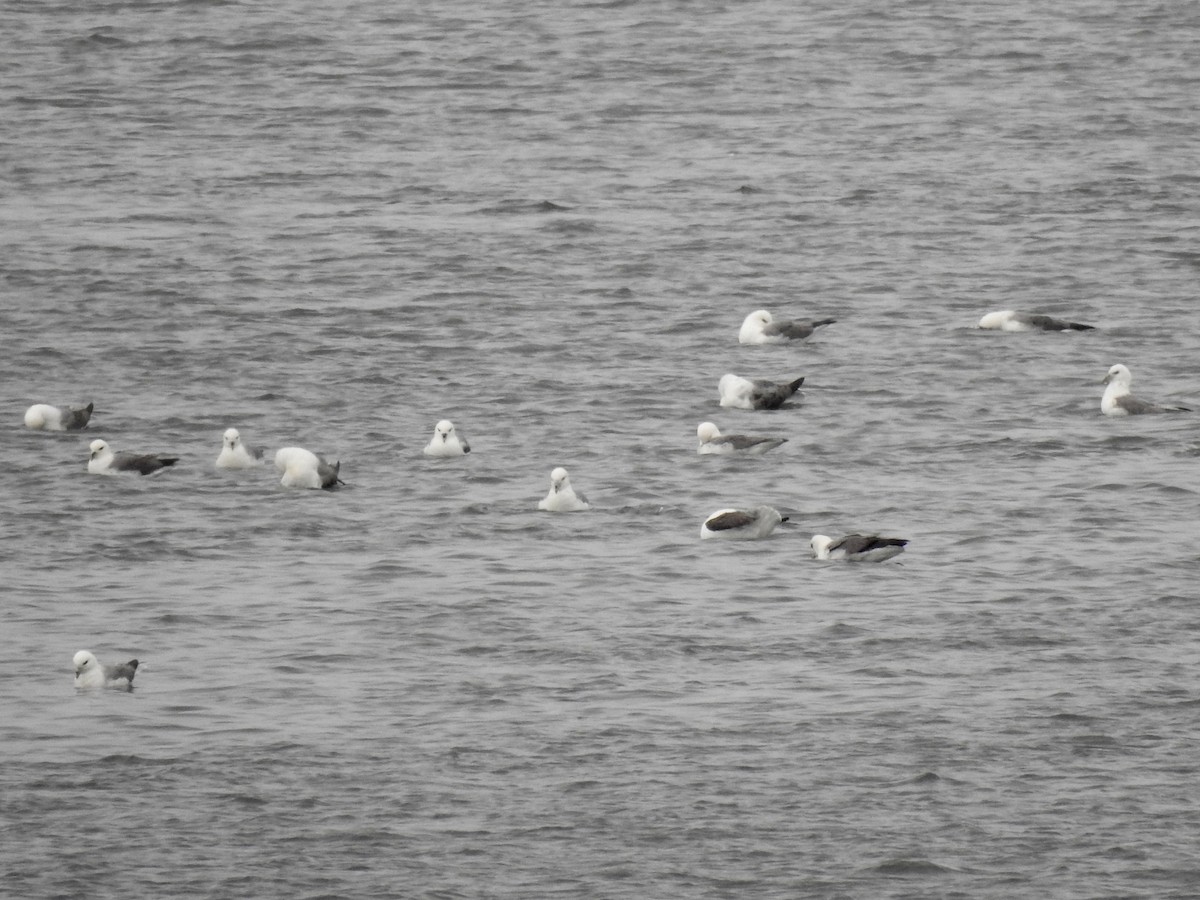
697 505 908 561
401 419 592 511
715 309 827 412
978 310 1189 416
410 419 591 511
179 428 346 488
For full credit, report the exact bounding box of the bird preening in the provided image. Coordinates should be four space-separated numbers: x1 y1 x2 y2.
718 374 805 411
24 402 94 431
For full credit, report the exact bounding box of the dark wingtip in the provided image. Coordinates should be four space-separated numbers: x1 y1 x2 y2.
161 458 180 467
129 659 139 670
1068 322 1095 331
814 318 836 328
789 377 805 391
780 516 790 523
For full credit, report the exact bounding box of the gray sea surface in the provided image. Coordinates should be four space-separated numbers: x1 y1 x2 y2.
4 0 1200 897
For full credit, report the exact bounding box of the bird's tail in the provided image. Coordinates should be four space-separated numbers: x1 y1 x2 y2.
65 402 94 429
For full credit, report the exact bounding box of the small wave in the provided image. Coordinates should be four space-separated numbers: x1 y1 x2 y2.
539 218 598 235
867 858 953 876
475 199 572 215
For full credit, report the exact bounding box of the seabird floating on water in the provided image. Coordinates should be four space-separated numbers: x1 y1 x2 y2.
978 310 1094 332
423 419 470 457
275 446 342 489
73 650 138 690
215 428 264 469
25 402 93 431
697 422 787 455
1101 364 1189 416
718 373 804 410
739 309 836 344
811 533 909 562
538 467 590 512
87 439 179 476
700 506 787 540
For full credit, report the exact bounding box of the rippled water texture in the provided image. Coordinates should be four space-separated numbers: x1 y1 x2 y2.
4 0 1200 897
